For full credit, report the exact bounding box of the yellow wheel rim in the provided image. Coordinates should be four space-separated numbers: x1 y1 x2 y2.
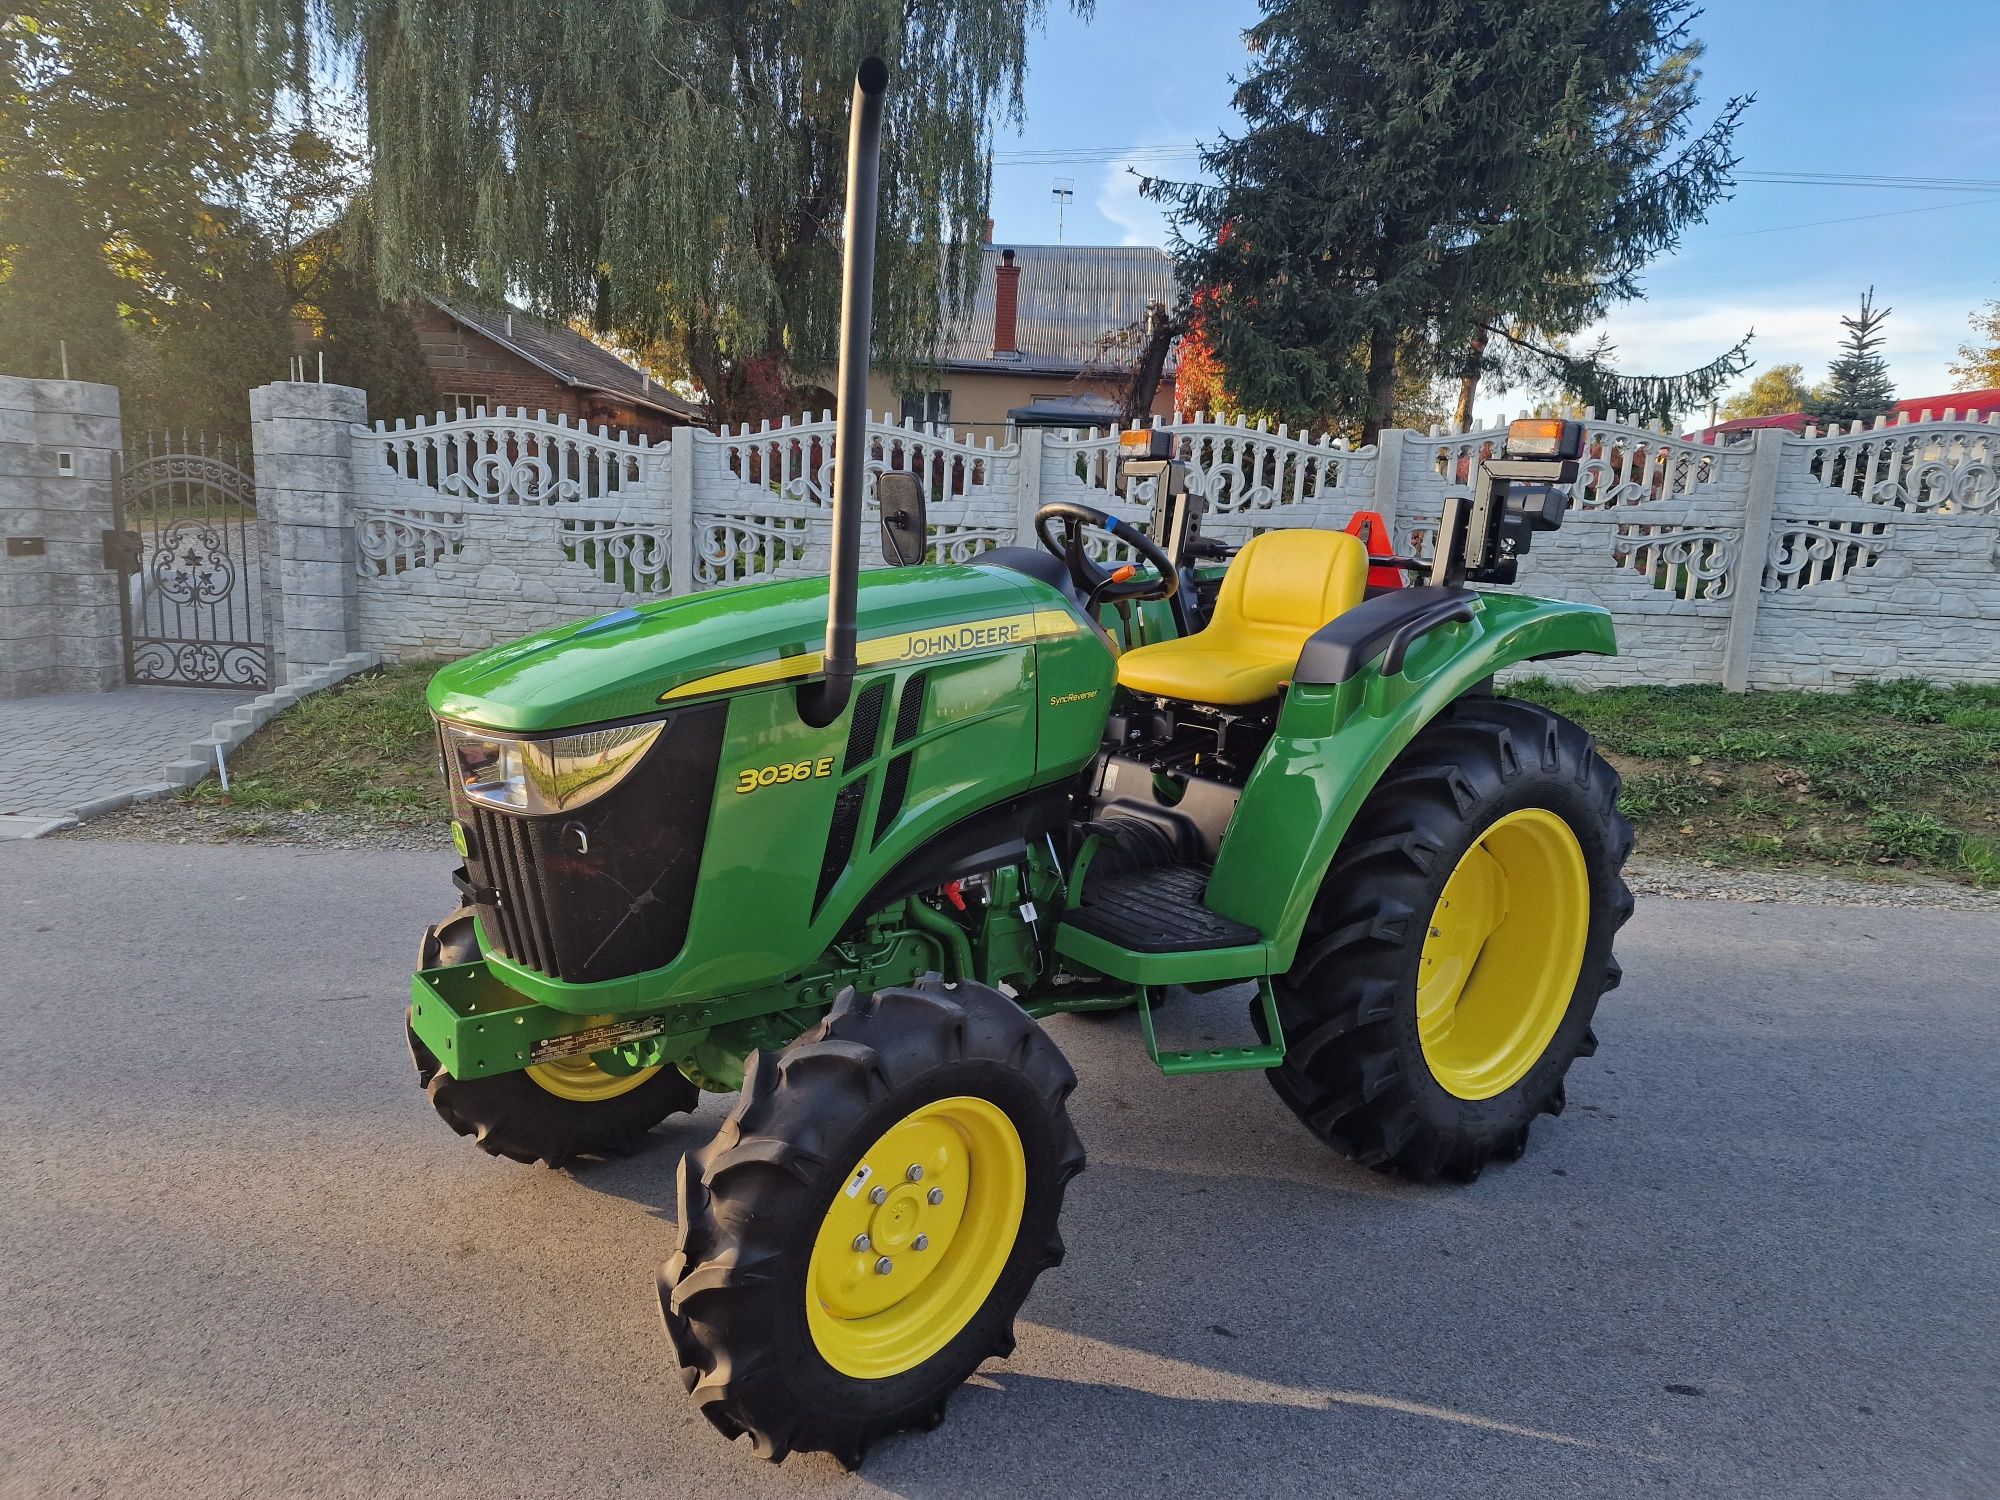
523 1015 660 1102
806 1096 1027 1380
1417 807 1589 1101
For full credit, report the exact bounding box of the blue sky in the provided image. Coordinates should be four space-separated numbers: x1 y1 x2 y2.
987 0 2000 418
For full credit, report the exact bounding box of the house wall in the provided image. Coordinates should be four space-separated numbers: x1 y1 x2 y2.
863 368 1175 439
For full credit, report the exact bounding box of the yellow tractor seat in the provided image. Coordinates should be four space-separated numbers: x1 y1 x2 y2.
1116 528 1370 706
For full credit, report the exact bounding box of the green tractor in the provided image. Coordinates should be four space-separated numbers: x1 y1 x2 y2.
405 59 1632 1467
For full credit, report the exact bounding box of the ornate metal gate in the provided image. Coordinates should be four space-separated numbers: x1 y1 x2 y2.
115 433 273 689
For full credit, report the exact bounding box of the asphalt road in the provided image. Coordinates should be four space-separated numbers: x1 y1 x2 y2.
2 839 1995 1500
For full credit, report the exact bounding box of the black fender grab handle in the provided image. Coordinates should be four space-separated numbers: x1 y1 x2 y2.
1292 586 1479 686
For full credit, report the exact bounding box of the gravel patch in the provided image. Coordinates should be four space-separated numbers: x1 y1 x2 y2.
1624 853 2000 911
55 796 449 855
58 798 2000 911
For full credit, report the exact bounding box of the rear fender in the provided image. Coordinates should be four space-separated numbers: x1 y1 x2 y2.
1203 591 1615 968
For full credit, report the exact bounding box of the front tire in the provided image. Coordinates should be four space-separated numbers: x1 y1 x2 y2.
660 976 1085 1467
409 908 699 1166
1263 695 1633 1182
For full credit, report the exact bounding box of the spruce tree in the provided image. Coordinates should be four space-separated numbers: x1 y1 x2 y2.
1146 0 1749 440
1805 289 1895 427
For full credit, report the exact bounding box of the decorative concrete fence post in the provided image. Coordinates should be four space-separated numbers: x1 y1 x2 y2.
1014 427 1046 543
250 381 368 678
665 430 696 595
1370 427 1407 530
0 376 126 698
1721 427 1784 693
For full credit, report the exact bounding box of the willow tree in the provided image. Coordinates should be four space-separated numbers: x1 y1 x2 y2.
199 1 1077 424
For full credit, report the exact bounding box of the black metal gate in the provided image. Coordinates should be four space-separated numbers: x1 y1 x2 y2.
114 433 273 690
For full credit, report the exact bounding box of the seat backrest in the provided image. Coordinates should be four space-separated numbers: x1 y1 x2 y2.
1210 528 1369 647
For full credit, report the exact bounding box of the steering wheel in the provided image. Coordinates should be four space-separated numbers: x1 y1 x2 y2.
1032 500 1180 607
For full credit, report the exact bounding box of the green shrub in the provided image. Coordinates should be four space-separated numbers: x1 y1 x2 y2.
1866 811 1961 864
1958 834 2000 888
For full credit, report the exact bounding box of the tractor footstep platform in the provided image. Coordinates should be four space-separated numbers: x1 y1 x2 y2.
1062 863 1261 952
1138 977 1286 1077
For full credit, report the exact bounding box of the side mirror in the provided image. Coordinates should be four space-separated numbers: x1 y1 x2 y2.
878 471 927 565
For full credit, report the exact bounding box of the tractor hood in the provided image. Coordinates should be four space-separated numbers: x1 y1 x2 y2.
427 563 1068 734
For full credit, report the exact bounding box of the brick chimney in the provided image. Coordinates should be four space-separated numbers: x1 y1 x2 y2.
982 216 995 245
993 248 1021 355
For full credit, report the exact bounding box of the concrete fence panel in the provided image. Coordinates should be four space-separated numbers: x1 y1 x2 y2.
207 381 2000 690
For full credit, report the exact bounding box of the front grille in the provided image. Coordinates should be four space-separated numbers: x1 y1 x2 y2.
449 703 728 984
469 804 560 974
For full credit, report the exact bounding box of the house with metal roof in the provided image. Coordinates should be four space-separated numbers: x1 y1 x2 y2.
864 240 1179 438
412 296 702 438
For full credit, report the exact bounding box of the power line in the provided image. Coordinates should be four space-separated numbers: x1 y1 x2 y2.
990 143 2000 195
1695 192 2000 241
1737 170 2000 193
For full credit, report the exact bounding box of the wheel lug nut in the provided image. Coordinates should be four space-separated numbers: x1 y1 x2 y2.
913 1234 930 1251
852 1233 871 1252
927 1187 944 1206
869 1186 887 1205
906 1164 925 1182
874 1257 894 1276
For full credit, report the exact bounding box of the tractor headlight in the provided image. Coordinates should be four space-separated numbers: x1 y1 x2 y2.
443 720 666 815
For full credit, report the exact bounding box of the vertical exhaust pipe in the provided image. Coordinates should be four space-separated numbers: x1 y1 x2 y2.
801 56 890 729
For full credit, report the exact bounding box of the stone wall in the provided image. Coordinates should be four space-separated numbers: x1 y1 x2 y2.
0 377 125 698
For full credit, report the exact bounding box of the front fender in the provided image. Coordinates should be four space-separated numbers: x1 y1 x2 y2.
1204 591 1615 968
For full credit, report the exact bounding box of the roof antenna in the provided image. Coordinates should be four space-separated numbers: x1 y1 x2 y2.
1051 177 1074 245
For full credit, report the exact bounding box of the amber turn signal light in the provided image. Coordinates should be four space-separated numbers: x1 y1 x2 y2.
1504 417 1585 460
1118 427 1174 459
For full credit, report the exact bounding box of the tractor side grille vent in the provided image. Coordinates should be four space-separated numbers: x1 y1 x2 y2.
893 670 928 744
875 751 913 845
843 679 887 772
870 671 927 848
817 780 867 914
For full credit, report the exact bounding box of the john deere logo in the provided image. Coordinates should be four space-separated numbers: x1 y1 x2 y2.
904 620 1026 658
661 609 1081 703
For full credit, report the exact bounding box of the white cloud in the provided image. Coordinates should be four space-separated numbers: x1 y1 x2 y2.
1095 158 1171 248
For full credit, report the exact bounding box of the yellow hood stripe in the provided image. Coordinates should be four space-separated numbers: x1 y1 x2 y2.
659 608 1083 703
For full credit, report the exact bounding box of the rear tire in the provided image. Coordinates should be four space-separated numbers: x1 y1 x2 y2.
409 908 699 1167
660 975 1084 1467
1262 695 1633 1183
